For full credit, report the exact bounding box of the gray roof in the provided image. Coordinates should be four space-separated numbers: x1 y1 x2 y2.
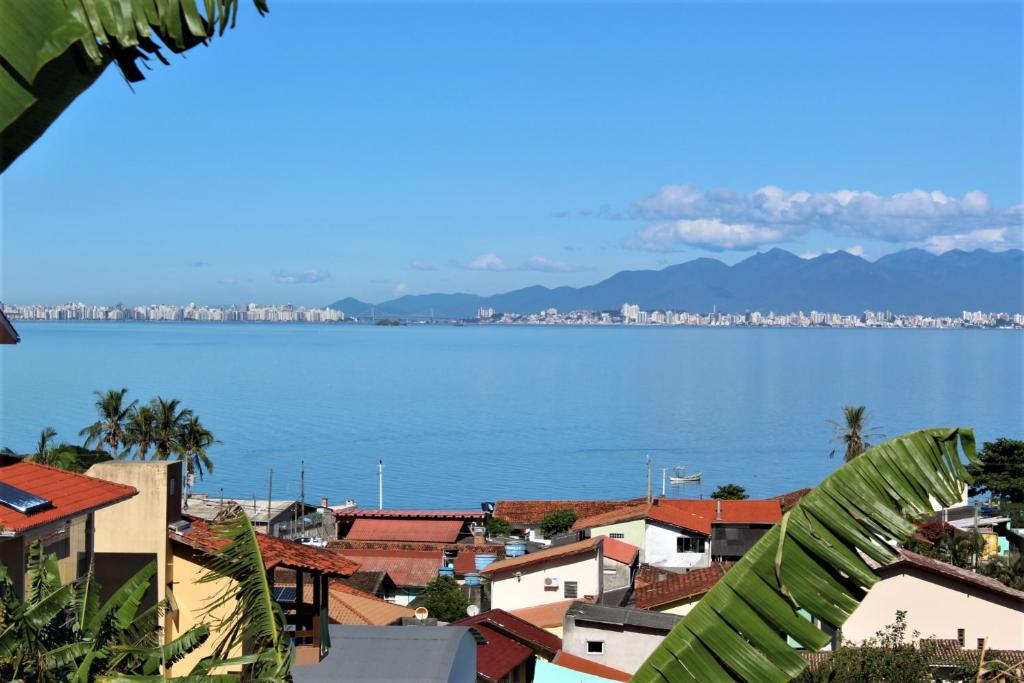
566 602 682 633
184 496 314 524
291 625 477 683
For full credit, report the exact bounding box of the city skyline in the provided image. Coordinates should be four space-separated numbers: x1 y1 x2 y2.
2 3 1021 306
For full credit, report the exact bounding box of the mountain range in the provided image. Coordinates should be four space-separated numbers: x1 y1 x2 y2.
329 248 1024 318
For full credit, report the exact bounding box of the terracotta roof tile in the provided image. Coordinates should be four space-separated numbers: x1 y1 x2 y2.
508 599 578 629
883 549 1024 602
334 570 389 595
601 537 639 565
335 508 486 520
494 499 646 525
334 548 443 587
345 518 464 543
771 488 813 512
453 609 562 681
0 461 137 534
634 562 732 609
324 583 414 626
171 518 359 576
481 537 600 576
552 651 632 681
571 503 651 531
571 499 782 536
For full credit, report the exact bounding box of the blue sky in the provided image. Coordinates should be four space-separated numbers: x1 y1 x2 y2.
2 1 1021 306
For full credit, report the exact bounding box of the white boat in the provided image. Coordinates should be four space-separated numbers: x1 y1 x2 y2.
668 466 702 484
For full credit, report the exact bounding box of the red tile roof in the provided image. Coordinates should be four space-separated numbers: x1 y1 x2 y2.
771 488 813 512
633 562 732 609
481 537 600 576
571 499 782 536
453 609 562 681
335 508 486 520
0 461 136 534
323 582 415 626
333 548 443 587
494 499 646 525
453 550 481 575
882 549 1024 602
171 518 359 576
601 537 639 565
552 651 631 681
345 518 464 543
508 599 579 629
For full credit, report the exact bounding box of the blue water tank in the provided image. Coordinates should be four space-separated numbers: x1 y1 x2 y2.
474 554 497 571
505 541 526 557
438 565 454 578
465 572 481 586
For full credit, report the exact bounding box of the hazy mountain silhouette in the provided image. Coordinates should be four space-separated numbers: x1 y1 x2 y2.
329 248 1023 318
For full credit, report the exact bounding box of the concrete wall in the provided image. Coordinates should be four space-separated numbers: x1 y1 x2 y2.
645 521 709 569
654 596 701 617
589 519 646 553
842 566 1024 650
601 557 632 595
562 619 666 675
490 554 599 611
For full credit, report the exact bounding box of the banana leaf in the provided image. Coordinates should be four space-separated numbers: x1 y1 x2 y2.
632 427 977 682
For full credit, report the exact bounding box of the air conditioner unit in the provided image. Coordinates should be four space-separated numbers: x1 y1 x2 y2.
544 577 559 589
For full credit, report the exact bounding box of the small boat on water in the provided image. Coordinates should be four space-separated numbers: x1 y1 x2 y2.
668 466 702 484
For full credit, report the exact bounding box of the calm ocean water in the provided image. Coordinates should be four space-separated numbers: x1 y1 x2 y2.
1 322 1021 508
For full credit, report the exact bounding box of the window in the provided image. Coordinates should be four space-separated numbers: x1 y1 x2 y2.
564 581 578 599
610 532 625 539
587 641 605 654
957 629 965 647
676 536 707 554
978 638 985 650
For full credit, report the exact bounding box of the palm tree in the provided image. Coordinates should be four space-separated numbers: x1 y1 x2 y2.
632 427 978 682
828 404 883 462
1 0 267 175
176 416 218 498
79 388 137 455
35 427 57 457
124 405 158 460
150 397 193 460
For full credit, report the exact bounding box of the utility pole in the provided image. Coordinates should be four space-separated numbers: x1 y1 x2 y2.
267 469 273 537
662 468 667 498
300 460 306 536
646 455 652 503
378 460 384 510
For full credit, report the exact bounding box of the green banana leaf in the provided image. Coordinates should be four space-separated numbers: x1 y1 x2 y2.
0 0 267 173
632 427 978 683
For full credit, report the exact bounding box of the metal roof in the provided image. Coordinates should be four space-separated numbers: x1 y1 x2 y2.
565 602 682 633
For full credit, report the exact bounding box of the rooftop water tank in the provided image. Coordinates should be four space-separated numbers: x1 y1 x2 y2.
505 541 526 557
465 572 481 587
474 554 497 571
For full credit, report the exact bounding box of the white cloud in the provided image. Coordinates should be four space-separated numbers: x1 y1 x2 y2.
410 260 438 271
627 183 1019 247
392 282 411 297
521 255 592 272
274 269 331 284
920 228 1022 254
463 253 508 271
633 218 787 251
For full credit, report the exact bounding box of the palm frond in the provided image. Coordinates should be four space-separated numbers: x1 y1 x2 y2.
633 427 977 682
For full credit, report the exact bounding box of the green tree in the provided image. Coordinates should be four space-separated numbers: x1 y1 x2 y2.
981 553 1024 591
0 0 267 174
540 509 578 537
79 388 136 455
151 397 193 460
124 405 158 460
632 427 978 683
176 416 218 494
968 438 1024 503
710 483 749 500
828 405 883 462
798 611 929 683
485 517 513 537
419 576 470 623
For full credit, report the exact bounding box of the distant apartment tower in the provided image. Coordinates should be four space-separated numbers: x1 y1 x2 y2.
621 303 641 324
477 307 495 320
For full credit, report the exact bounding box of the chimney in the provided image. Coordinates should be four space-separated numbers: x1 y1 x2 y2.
715 499 722 521
321 497 329 510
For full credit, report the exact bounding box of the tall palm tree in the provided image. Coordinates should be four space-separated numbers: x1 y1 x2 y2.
35 427 57 458
176 416 218 498
828 405 883 462
124 405 158 460
79 388 136 455
150 397 193 460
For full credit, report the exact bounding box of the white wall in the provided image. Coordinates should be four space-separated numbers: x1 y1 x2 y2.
562 620 666 674
645 521 709 568
490 554 599 611
842 567 1024 650
590 519 646 552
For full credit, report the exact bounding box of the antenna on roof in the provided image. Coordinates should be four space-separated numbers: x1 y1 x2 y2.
378 459 384 510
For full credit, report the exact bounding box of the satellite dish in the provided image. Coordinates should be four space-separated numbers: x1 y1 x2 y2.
414 607 429 621
466 604 480 617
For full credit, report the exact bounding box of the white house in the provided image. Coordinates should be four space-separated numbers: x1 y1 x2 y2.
560 602 682 675
481 536 638 611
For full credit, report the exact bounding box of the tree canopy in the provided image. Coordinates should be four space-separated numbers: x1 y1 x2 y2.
539 509 578 537
968 437 1024 503
419 576 470 623
711 484 749 500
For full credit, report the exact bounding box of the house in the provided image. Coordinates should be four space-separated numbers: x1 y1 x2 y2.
535 652 631 682
571 498 781 568
334 568 400 599
841 548 1024 650
333 548 445 605
771 488 812 513
299 580 415 625
184 493 326 538
560 602 682 676
510 599 581 637
481 536 639 611
334 508 488 543
453 608 563 682
632 562 731 614
493 499 645 542
0 456 137 597
0 309 19 344
291 625 480 683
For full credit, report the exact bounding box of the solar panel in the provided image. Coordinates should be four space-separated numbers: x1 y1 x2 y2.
0 481 51 514
272 586 296 604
